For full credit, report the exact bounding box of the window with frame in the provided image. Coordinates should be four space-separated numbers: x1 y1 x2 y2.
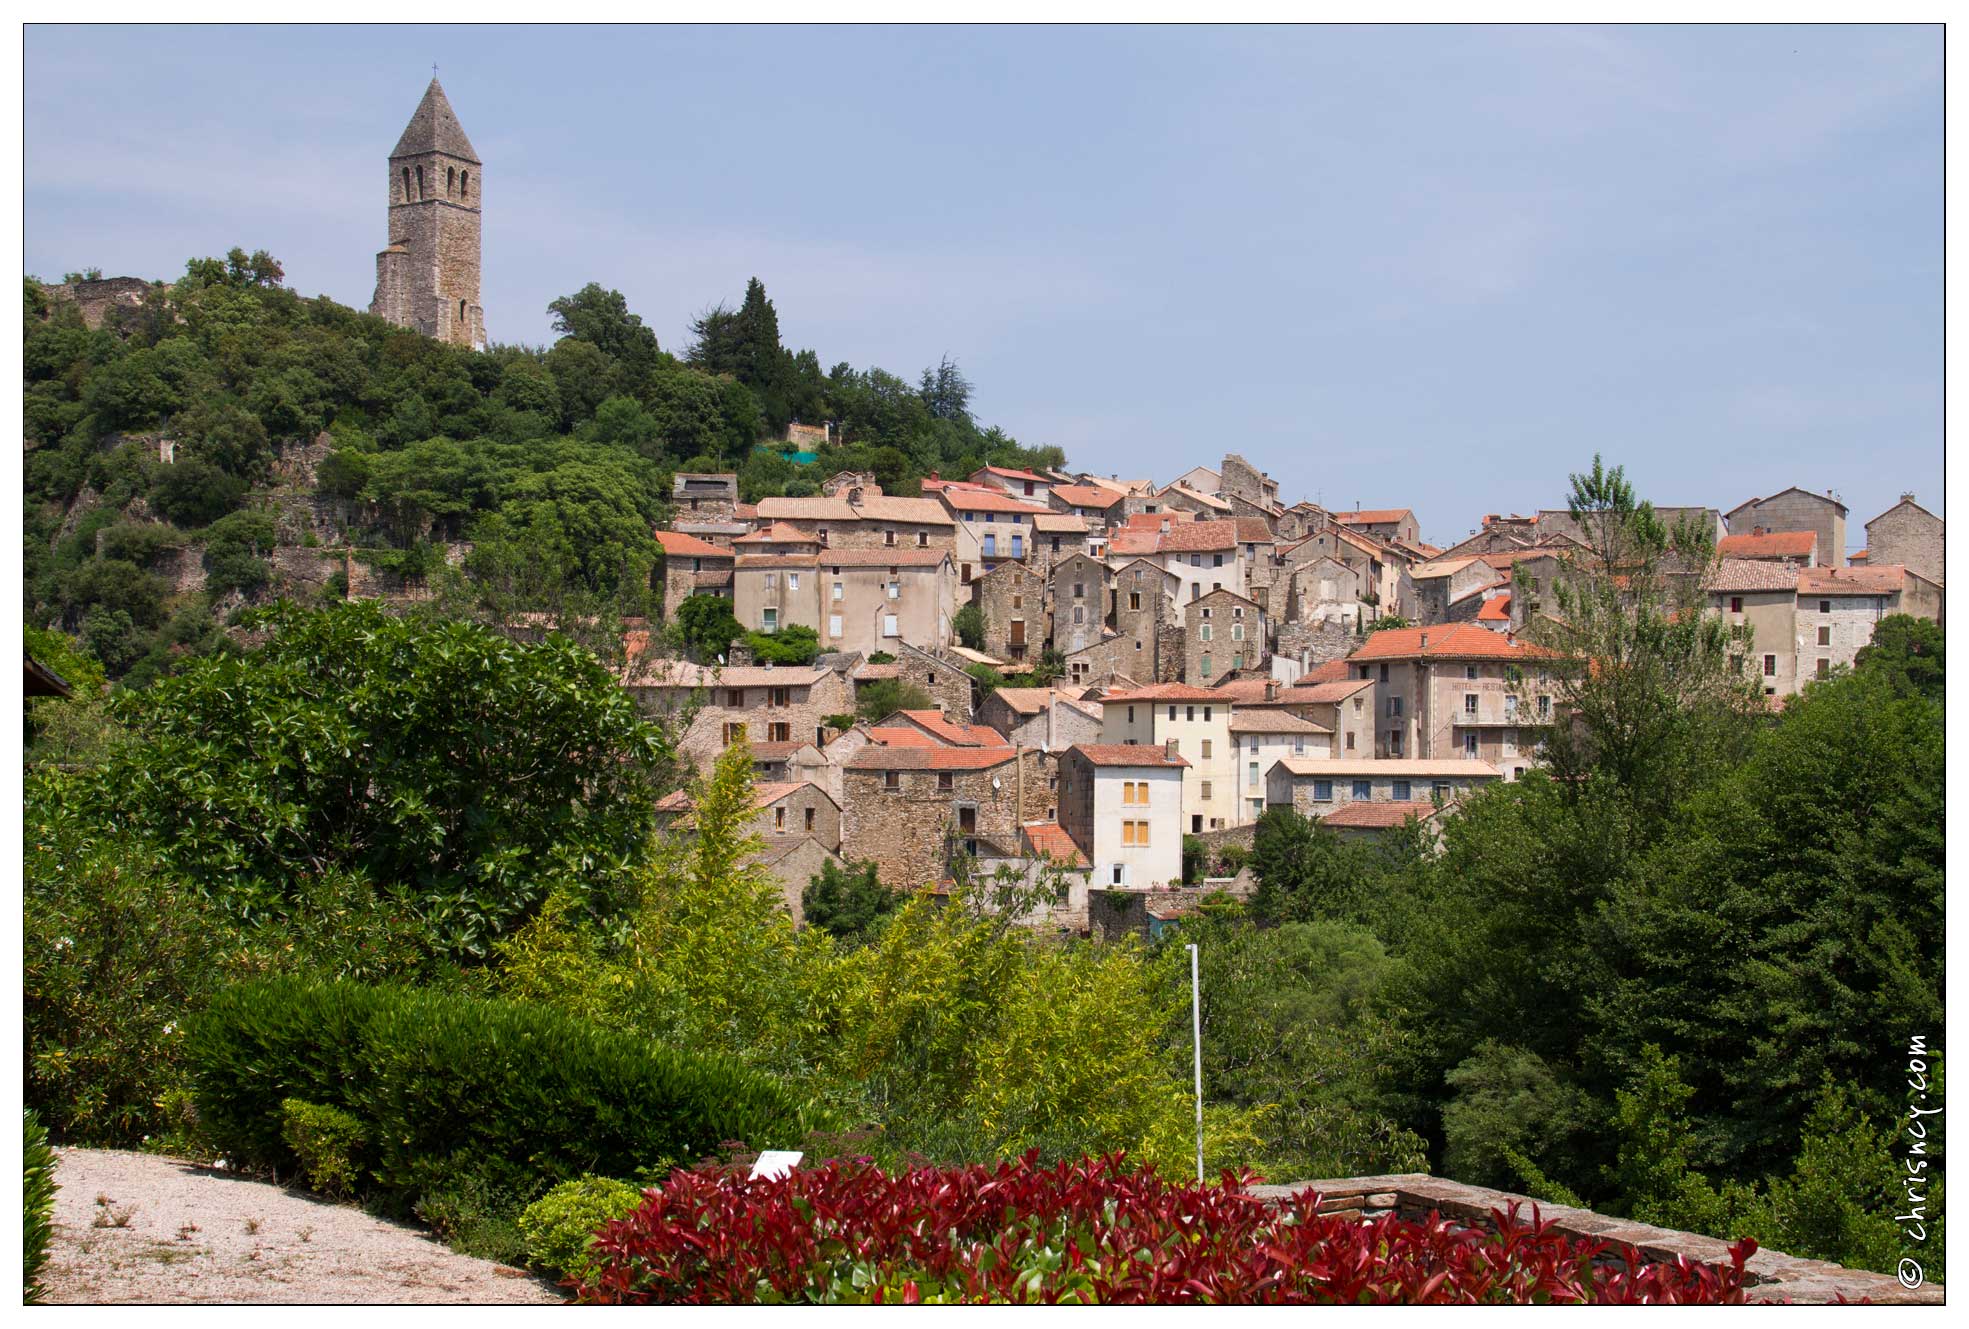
723 721 747 744
1248 760 1260 786
765 572 778 589
768 721 790 742
881 613 900 637
1537 695 1550 718
1313 779 1333 802
1464 693 1478 715
938 771 954 791
887 581 900 599
833 581 844 601
829 614 843 638
1817 658 1830 677
1392 780 1411 799
805 807 816 832
762 607 778 630
787 573 799 591
1817 626 1831 646
884 770 900 790
1352 780 1371 800
1820 599 1831 613
774 806 786 831
1763 654 1777 676
1730 595 1743 613
727 689 745 707
1465 732 1479 757
884 529 896 547
770 687 789 708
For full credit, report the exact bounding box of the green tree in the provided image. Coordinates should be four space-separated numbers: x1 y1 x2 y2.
82 601 673 958
802 859 903 946
746 624 820 665
855 678 934 724
673 594 744 661
953 601 985 650
547 283 660 386
1854 613 1944 699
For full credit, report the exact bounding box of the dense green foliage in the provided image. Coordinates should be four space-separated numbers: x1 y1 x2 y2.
854 677 935 723
801 859 905 946
25 255 1060 685
68 601 674 958
185 978 816 1220
280 1098 365 1196
24 1111 58 1305
518 1175 646 1285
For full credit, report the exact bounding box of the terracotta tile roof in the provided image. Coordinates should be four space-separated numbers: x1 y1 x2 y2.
733 522 819 545
733 502 759 521
1718 530 1817 560
1299 658 1352 684
1279 679 1374 703
1164 484 1233 511
1235 518 1277 544
1348 623 1553 662
974 464 1048 483
1333 509 1414 526
1849 548 1869 561
1156 519 1239 553
938 488 1053 515
890 709 1010 747
1031 512 1088 533
990 686 1085 715
845 746 1020 772
1707 558 1804 593
1205 678 1276 702
1410 556 1482 580
1099 683 1223 702
812 549 951 568
1798 565 1925 596
1228 709 1331 734
656 780 835 819
755 494 953 525
1477 593 1512 622
1052 484 1126 509
733 553 822 570
1106 530 1162 556
653 529 733 558
1120 509 1197 530
1321 800 1444 829
852 662 900 681
866 726 942 747
1021 820 1088 867
747 741 808 760
1070 744 1190 768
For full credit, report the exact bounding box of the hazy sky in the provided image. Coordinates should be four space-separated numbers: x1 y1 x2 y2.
24 24 1940 549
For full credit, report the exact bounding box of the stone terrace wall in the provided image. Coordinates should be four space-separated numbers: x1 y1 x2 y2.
1244 1174 1941 1305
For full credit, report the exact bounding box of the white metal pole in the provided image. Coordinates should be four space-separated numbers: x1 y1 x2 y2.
1188 941 1203 1183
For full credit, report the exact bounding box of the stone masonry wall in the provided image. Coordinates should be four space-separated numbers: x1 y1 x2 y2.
1276 618 1361 670
1866 501 1944 584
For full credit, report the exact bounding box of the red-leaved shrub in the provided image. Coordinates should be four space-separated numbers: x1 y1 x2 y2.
578 1153 1757 1304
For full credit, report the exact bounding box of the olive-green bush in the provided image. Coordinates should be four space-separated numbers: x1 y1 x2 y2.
24 1110 59 1304
280 1099 364 1197
518 1175 645 1285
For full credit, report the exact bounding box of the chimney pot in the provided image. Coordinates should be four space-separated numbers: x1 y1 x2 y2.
1265 679 1278 701
1164 737 1179 760
1902 491 1917 504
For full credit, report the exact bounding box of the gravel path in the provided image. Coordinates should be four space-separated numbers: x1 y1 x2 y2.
41 1148 566 1304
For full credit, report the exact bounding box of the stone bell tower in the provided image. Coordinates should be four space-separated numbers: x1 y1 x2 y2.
370 76 486 348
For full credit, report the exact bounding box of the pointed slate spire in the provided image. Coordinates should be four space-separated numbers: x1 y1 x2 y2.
390 77 480 164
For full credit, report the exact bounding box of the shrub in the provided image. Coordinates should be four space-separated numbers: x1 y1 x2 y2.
579 1153 1757 1304
186 977 818 1217
519 1176 645 1285
24 1110 58 1305
280 1099 364 1197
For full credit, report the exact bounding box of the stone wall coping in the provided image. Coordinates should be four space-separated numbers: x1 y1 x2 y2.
1249 1174 1941 1305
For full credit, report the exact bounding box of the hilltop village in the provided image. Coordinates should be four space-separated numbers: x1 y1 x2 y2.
636 454 1944 933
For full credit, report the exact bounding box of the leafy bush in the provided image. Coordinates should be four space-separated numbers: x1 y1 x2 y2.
185 977 818 1217
24 1110 59 1305
280 1099 364 1197
519 1176 646 1285
801 859 902 946
579 1154 1757 1304
952 601 985 650
745 624 819 665
854 677 933 724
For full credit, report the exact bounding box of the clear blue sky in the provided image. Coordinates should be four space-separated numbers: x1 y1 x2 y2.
25 23 1940 549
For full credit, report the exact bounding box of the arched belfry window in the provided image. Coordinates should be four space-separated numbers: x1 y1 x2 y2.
447 167 456 196
460 170 470 200
415 165 425 198
459 299 467 323
401 167 411 202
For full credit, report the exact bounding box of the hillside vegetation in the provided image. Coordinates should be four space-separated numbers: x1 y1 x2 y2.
24 253 1062 685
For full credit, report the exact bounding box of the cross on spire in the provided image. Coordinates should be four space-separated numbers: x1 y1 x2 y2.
432 61 439 79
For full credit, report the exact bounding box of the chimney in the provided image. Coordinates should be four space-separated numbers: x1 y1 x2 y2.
1163 737 1179 761
1420 632 1429 648
1902 491 1917 504
1265 679 1278 702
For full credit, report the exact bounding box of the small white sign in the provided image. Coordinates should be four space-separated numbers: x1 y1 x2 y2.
749 1150 804 1181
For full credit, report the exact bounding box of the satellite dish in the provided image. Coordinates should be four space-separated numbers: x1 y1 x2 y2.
992 776 1002 791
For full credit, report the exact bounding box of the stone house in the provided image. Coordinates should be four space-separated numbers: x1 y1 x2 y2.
1279 555 1367 627
839 745 1047 890
977 687 1104 752
1726 488 1848 567
1264 757 1502 819
733 549 956 656
1331 508 1420 548
671 473 739 520
968 560 1048 664
1343 623 1554 771
1795 565 1944 683
654 529 735 615
1863 494 1943 585
1409 556 1496 625
866 707 1010 749
891 640 982 721
819 470 879 497
969 465 1055 503
623 660 856 773
1217 453 1281 510
1048 552 1112 655
1708 558 1805 699
1031 512 1091 568
1057 744 1188 889
1184 588 1265 684
1159 484 1236 520
752 492 957 553
1236 518 1280 609
1228 709 1332 823
1168 465 1223 495
939 485 1054 583
1098 682 1240 832
1049 483 1128 529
